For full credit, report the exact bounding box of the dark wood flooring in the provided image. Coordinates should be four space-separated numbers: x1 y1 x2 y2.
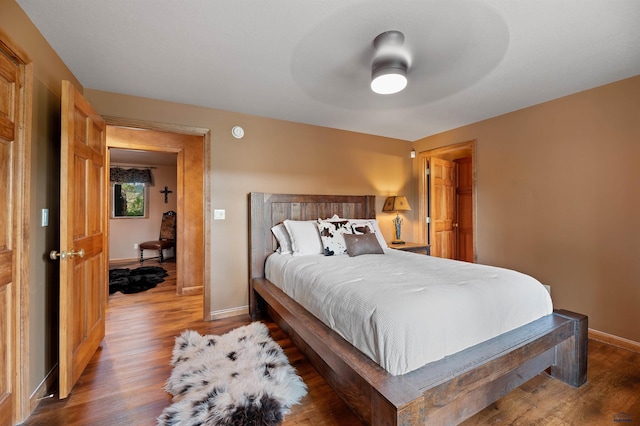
22 259 640 425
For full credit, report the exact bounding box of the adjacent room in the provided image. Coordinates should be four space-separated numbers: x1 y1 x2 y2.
1 1 639 425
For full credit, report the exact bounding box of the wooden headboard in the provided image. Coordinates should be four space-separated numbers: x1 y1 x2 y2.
248 193 376 316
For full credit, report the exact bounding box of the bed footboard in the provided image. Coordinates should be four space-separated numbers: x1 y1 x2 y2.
550 309 588 387
252 277 588 425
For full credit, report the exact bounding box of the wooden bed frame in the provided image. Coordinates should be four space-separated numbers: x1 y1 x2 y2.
248 192 587 425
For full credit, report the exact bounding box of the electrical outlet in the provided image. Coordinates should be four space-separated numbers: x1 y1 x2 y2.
214 209 226 220
134 243 139 249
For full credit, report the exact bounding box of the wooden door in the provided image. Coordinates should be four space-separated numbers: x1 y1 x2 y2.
429 157 456 259
0 40 22 426
0 32 32 424
455 157 473 262
419 141 476 262
57 81 107 398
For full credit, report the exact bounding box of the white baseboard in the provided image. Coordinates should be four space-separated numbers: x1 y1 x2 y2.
589 328 640 354
210 305 249 321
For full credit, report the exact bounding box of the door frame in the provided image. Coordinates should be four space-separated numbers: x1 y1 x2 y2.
103 116 212 318
418 140 477 262
0 29 33 424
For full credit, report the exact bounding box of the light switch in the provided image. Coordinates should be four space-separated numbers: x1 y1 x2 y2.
41 208 49 227
214 209 225 220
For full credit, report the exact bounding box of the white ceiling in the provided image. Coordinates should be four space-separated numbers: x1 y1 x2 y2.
17 0 640 141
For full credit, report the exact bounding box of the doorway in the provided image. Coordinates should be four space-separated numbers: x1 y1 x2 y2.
104 117 212 318
418 140 477 262
109 148 178 262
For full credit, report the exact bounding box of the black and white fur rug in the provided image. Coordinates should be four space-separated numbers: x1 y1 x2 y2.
158 322 307 426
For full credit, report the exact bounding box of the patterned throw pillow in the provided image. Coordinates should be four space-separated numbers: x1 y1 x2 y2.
317 220 352 256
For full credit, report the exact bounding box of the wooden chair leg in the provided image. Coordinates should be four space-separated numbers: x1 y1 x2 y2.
159 250 164 263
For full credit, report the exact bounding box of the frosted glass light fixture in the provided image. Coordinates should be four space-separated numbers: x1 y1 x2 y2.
371 31 409 95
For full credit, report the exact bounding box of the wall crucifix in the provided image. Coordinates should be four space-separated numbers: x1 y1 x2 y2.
160 186 173 204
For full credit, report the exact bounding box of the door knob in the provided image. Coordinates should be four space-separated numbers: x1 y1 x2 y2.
50 248 84 260
67 249 85 259
50 250 66 260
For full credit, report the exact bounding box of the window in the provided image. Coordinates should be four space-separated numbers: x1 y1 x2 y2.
110 167 153 218
113 182 147 218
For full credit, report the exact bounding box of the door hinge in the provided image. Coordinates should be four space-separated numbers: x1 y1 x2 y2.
425 168 431 176
426 217 431 224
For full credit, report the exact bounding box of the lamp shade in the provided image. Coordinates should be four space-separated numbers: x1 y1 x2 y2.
382 196 411 212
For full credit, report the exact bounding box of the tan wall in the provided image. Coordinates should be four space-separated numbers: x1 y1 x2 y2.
412 75 640 343
84 89 413 314
1 0 83 396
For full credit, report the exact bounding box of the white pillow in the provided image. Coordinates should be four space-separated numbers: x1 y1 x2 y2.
270 223 292 254
283 220 323 256
348 219 388 249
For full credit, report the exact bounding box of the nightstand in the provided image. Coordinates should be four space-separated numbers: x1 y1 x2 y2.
387 242 430 255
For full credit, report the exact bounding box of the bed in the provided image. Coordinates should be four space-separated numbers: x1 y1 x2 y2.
248 192 587 425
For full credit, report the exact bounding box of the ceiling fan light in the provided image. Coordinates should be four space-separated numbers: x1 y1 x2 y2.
371 31 409 95
371 59 408 95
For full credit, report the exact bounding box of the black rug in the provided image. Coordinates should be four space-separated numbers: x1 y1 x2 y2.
108 266 169 295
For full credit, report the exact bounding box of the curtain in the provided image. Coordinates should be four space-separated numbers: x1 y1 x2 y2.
110 167 153 184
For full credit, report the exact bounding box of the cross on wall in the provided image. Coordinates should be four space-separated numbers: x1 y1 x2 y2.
160 186 173 203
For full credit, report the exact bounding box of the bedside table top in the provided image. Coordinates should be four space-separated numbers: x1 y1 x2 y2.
388 242 429 250
387 242 431 254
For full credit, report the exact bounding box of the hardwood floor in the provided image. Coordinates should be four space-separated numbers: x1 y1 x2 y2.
23 259 640 425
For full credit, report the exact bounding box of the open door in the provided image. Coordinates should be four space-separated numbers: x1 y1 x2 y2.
419 141 477 262
53 81 107 398
455 157 474 262
429 157 456 259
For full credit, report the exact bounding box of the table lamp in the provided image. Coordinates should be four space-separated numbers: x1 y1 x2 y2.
382 196 411 244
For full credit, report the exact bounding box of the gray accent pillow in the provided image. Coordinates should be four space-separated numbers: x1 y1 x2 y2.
271 223 292 254
344 233 384 257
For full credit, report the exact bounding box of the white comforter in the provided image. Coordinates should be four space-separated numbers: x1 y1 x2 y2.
265 249 553 375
